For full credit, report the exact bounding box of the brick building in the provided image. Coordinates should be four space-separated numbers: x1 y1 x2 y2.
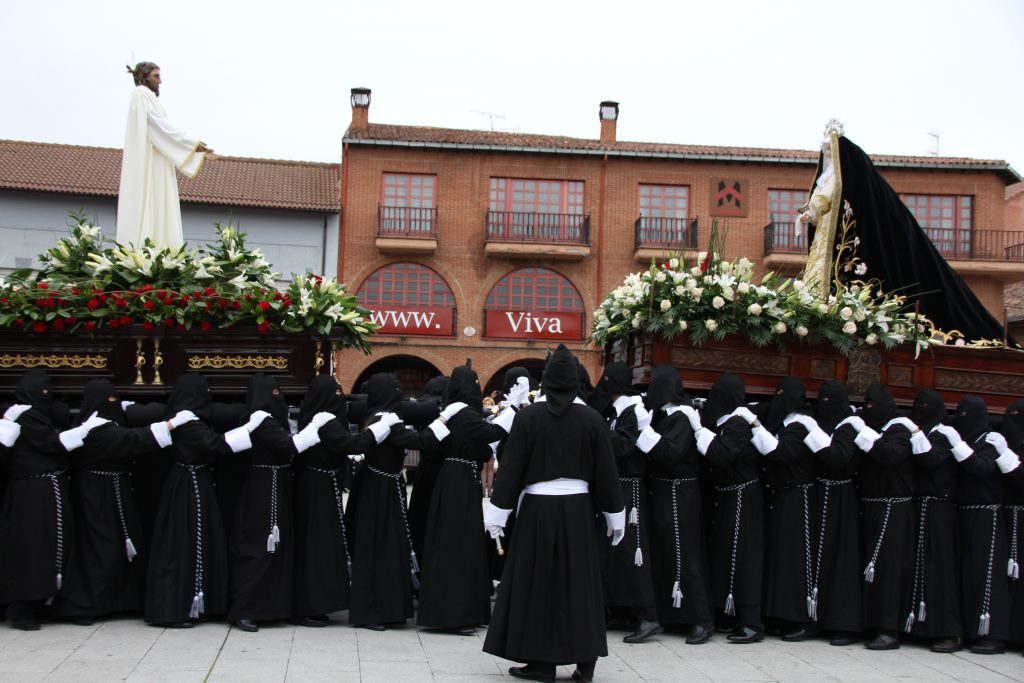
335 89 1023 396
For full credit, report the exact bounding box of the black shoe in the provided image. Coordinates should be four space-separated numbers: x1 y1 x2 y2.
360 623 387 631
686 623 714 645
829 632 857 646
289 616 329 627
508 665 556 682
781 626 816 642
716 623 738 634
571 669 594 682
727 626 764 644
69 616 95 626
623 619 663 643
931 638 961 653
969 638 1005 655
865 632 899 650
10 619 40 631
164 621 194 629
443 626 476 636
233 619 259 633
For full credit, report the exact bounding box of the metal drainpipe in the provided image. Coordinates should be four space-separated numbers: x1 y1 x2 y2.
338 142 350 281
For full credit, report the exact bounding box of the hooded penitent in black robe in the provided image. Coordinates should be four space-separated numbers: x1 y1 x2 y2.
0 370 77 621
488 367 530 580
292 376 378 619
1000 399 1024 643
953 396 1009 644
228 373 298 624
126 400 169 565
417 366 508 630
483 344 624 667
907 389 961 641
346 373 439 628
857 383 914 635
407 375 447 562
760 378 818 630
56 380 167 619
811 381 862 635
806 134 1010 345
144 373 241 625
591 362 657 622
640 364 712 628
700 373 764 633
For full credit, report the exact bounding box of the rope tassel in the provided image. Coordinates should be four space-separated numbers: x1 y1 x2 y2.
628 507 639 525
267 533 277 553
56 572 62 591
1008 558 1019 580
634 547 643 567
189 594 201 619
863 561 875 583
978 612 990 637
918 600 927 623
671 581 683 609
724 592 735 616
125 537 138 561
272 524 280 544
904 611 915 634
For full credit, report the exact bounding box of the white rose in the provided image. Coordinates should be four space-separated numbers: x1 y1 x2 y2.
772 321 787 334
840 306 853 320
669 258 679 269
748 303 763 316
795 325 809 337
697 251 708 263
853 309 867 322
842 320 857 334
817 303 828 314
712 296 726 309
685 279 696 290
690 267 702 277
737 282 750 294
655 272 667 283
674 285 685 296
692 287 704 298
722 286 734 301
793 279 806 291
660 299 672 311
705 319 718 332
720 261 733 274
703 275 713 285
865 333 878 345
632 318 642 328
679 320 688 330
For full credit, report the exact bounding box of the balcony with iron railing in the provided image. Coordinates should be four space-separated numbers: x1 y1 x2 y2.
633 216 699 264
375 205 438 255
484 211 591 260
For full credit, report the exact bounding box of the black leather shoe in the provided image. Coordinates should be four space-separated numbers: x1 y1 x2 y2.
10 619 40 631
509 665 556 682
360 623 387 631
716 623 737 634
865 633 899 650
726 626 764 644
572 669 594 682
686 623 714 645
829 632 857 646
623 619 663 643
233 619 259 633
969 638 1005 655
782 626 816 642
289 616 329 627
931 638 961 653
69 616 95 626
164 621 194 629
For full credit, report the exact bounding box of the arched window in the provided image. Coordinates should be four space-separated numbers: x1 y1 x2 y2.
357 262 456 336
483 267 584 340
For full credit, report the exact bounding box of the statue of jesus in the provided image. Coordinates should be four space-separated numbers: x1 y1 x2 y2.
116 62 213 248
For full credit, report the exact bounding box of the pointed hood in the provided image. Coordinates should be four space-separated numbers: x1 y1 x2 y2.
78 378 125 427
590 361 637 415
243 373 290 432
644 363 688 413
164 372 213 422
443 365 483 412
911 389 947 433
999 398 1024 451
814 380 853 434
299 375 347 430
15 368 53 415
540 343 579 416
953 395 989 443
702 372 745 428
763 376 808 432
365 372 404 415
861 382 896 430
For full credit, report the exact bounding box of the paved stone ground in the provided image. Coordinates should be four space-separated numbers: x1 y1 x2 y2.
1 616 1022 683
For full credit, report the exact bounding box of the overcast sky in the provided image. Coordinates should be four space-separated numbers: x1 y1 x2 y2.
2 0 1022 181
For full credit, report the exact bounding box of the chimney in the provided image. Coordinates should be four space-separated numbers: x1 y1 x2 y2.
599 101 619 143
350 87 371 130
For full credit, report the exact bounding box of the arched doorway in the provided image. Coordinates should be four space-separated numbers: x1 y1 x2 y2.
352 355 442 398
483 358 547 399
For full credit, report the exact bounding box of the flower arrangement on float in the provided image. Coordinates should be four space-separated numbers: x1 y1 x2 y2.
590 225 939 357
0 215 378 353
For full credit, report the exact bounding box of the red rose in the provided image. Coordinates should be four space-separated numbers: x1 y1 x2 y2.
87 298 100 310
244 294 252 301
177 323 185 331
93 287 104 294
0 297 8 304
204 287 215 296
115 298 128 308
193 291 203 301
98 293 108 303
32 321 47 332
52 319 64 331
71 288 81 295
258 321 271 333
142 321 155 331
120 315 132 325
164 318 176 328
218 299 228 309
144 300 156 310
140 284 154 292
84 321 96 331
259 289 267 295
108 319 120 329
64 317 76 325
156 290 166 299
13 319 23 328
37 282 48 290
312 275 323 287
258 301 270 312
274 291 282 301
203 301 212 310
231 301 241 310
200 321 211 331
163 297 173 305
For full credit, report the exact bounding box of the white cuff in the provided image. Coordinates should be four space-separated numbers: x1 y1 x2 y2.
0 419 21 447
951 440 974 462
483 501 512 528
636 426 662 454
695 427 715 455
59 427 85 451
751 425 779 455
603 508 626 532
910 431 932 455
149 421 173 448
292 424 321 453
224 426 253 453
804 427 831 453
854 427 881 452
3 404 31 422
368 420 391 443
492 406 516 433
996 448 1021 473
427 419 450 441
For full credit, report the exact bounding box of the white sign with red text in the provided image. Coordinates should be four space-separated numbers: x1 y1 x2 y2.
483 310 584 340
368 306 455 337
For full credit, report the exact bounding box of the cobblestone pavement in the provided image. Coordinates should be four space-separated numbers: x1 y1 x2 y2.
1 616 1023 682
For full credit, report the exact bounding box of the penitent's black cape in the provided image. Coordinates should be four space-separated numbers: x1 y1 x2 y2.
808 136 1011 345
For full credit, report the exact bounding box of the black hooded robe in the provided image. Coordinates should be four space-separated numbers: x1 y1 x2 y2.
1000 399 1024 644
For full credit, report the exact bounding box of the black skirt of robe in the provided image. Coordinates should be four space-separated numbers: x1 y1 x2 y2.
143 464 228 624
813 480 863 633
416 459 492 628
647 478 712 625
1009 506 1024 643
909 499 961 639
346 468 414 626
483 492 607 664
598 478 656 609
709 481 764 626
764 485 817 625
860 499 914 632
292 466 349 616
959 507 1009 642
407 455 442 562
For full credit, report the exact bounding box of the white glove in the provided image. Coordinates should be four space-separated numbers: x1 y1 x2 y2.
996 448 1021 474
439 402 467 422
931 424 963 447
604 509 626 546
0 419 21 447
3 404 31 422
59 425 88 451
310 411 335 429
377 412 402 428
679 406 702 432
367 417 393 443
985 432 1009 451
751 424 779 455
80 412 111 432
483 502 511 539
910 430 932 455
854 426 882 452
731 406 758 424
504 377 530 407
120 400 136 411
786 414 819 431
884 417 919 433
694 426 715 455
246 410 272 433
637 426 662 454
169 409 199 428
292 422 322 453
837 415 866 432
635 405 652 431
804 427 831 453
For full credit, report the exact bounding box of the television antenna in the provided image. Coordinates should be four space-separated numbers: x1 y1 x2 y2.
928 131 940 157
471 110 507 131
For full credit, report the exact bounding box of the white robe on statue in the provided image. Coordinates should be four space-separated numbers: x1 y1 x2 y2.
116 85 205 248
